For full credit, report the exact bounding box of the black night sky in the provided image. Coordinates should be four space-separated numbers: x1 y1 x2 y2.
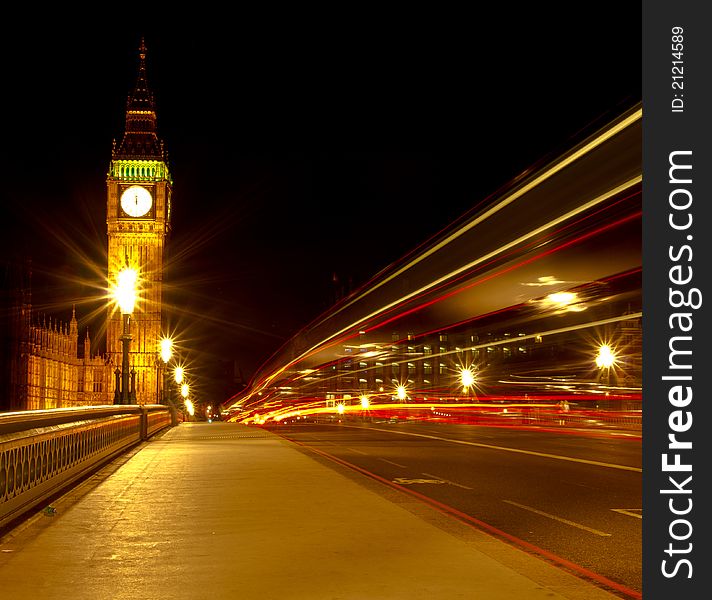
2 11 640 405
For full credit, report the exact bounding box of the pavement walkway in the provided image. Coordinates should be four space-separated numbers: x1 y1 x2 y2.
0 422 622 599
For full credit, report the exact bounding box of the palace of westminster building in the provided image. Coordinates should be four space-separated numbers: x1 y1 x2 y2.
1 40 171 412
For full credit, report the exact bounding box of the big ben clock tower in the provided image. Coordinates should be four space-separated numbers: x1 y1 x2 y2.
106 38 171 404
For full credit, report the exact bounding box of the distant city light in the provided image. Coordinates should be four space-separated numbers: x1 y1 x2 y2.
336 403 345 415
596 344 617 369
396 385 407 401
547 291 576 306
360 395 370 409
184 399 195 416
459 367 476 390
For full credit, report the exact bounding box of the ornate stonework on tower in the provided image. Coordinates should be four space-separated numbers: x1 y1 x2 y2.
106 38 172 404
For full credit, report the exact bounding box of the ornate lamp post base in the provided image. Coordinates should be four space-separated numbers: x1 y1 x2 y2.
113 313 134 405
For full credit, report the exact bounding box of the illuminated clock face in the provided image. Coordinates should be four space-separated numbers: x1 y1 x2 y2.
120 185 153 217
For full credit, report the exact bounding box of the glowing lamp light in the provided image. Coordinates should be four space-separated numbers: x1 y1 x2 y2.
336 403 345 415
547 291 576 306
459 367 476 390
396 385 407 401
184 399 195 417
160 338 173 363
114 267 138 314
596 344 617 369
181 383 189 398
360 395 370 409
174 366 184 385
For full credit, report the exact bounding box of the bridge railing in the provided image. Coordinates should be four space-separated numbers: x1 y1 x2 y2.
0 405 178 529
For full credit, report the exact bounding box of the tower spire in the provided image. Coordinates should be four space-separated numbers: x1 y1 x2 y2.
70 304 78 337
114 37 163 159
85 327 91 359
129 37 153 112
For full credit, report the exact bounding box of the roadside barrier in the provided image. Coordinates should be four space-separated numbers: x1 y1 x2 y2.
0 405 177 529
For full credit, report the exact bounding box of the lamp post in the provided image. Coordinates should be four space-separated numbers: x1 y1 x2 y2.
595 344 617 385
113 267 137 405
173 365 185 413
459 366 476 396
159 337 173 405
174 365 184 387
395 384 407 401
181 381 194 419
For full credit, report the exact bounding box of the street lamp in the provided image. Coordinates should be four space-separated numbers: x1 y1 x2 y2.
184 398 195 417
159 337 173 405
113 266 138 405
180 382 194 419
459 366 476 394
595 344 617 385
160 337 173 364
175 365 185 386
